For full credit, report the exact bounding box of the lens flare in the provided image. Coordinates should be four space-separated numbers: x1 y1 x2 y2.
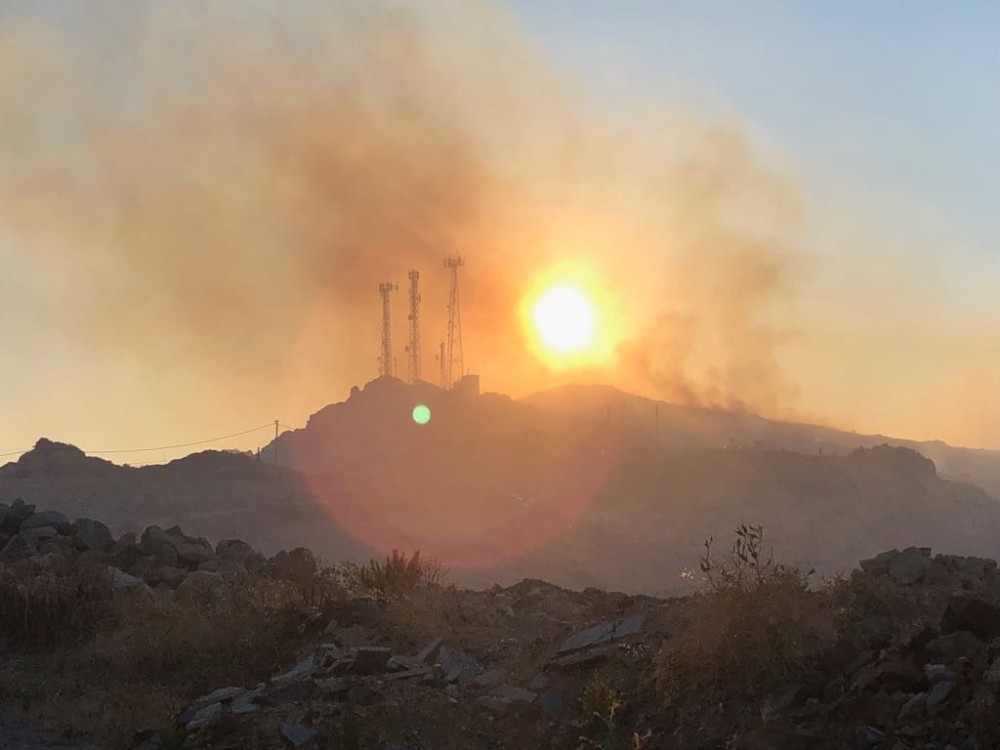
412 404 431 425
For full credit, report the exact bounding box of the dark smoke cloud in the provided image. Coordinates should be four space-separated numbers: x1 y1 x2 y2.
0 0 806 420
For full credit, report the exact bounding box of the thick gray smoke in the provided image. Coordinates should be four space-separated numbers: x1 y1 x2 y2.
0 0 807 431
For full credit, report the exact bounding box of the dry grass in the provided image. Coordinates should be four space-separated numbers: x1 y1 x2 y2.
656 524 839 699
339 549 445 600
0 558 118 648
0 574 319 748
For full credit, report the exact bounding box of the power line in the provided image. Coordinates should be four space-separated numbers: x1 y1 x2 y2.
0 422 277 460
87 423 276 454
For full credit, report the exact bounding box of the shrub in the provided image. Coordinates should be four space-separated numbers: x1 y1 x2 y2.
0 559 117 648
656 524 836 698
0 574 316 748
340 550 445 600
579 673 650 750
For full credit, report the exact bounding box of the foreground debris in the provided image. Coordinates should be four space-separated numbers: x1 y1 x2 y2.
7 501 1000 748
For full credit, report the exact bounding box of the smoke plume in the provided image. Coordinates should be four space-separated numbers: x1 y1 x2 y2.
0 0 809 440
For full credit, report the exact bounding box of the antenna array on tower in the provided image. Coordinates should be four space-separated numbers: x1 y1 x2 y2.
377 281 397 378
443 256 464 388
406 270 421 384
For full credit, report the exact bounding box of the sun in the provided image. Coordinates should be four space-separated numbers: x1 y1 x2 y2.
532 283 598 355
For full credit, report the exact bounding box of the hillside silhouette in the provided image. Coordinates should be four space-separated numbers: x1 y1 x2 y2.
4 380 1000 594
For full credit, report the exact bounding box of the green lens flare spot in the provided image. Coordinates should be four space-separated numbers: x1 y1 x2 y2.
412 404 431 425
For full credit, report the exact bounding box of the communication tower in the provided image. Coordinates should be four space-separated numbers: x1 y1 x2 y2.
406 269 421 383
443 256 464 387
378 281 397 378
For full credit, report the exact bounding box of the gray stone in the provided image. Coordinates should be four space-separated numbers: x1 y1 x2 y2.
538 689 566 718
926 680 953 711
438 646 481 683
106 566 153 594
558 614 645 654
925 631 984 662
156 544 179 569
140 525 172 554
494 684 536 703
21 511 69 533
897 692 927 721
230 684 264 715
385 666 434 681
273 654 317 685
529 674 550 692
549 646 611 671
174 542 215 566
416 637 444 665
185 702 223 731
72 518 113 551
856 725 885 749
888 547 933 585
268 678 313 704
193 686 245 706
20 526 58 546
474 669 506 689
923 663 954 684
942 596 1000 639
985 656 1000 683
280 722 318 749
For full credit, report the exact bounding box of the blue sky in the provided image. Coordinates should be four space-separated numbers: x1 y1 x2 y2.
508 1 1000 269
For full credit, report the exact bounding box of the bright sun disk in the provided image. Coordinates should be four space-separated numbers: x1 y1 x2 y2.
532 283 598 355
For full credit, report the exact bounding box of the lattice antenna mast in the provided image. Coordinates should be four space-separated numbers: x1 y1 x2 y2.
438 341 446 387
443 256 464 388
378 281 397 378
406 270 421 383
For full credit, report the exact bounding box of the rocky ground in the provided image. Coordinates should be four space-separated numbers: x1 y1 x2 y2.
5 499 1000 749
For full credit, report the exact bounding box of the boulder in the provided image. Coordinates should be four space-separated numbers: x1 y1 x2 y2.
174 542 215 567
108 533 141 569
21 511 69 534
438 646 482 684
20 526 58 547
139 525 173 555
72 518 113 551
889 548 933 585
279 723 318 749
941 596 1000 639
925 631 984 663
106 566 153 594
156 543 179 569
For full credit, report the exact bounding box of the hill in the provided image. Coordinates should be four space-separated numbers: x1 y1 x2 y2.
5 379 1000 593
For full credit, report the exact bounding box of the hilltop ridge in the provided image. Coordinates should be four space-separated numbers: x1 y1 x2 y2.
2 380 999 594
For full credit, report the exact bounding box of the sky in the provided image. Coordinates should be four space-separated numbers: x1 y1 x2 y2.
2 0 1000 458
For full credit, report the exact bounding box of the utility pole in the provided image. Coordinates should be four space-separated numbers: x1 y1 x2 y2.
378 281 398 378
443 256 464 388
273 420 278 466
406 269 421 384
